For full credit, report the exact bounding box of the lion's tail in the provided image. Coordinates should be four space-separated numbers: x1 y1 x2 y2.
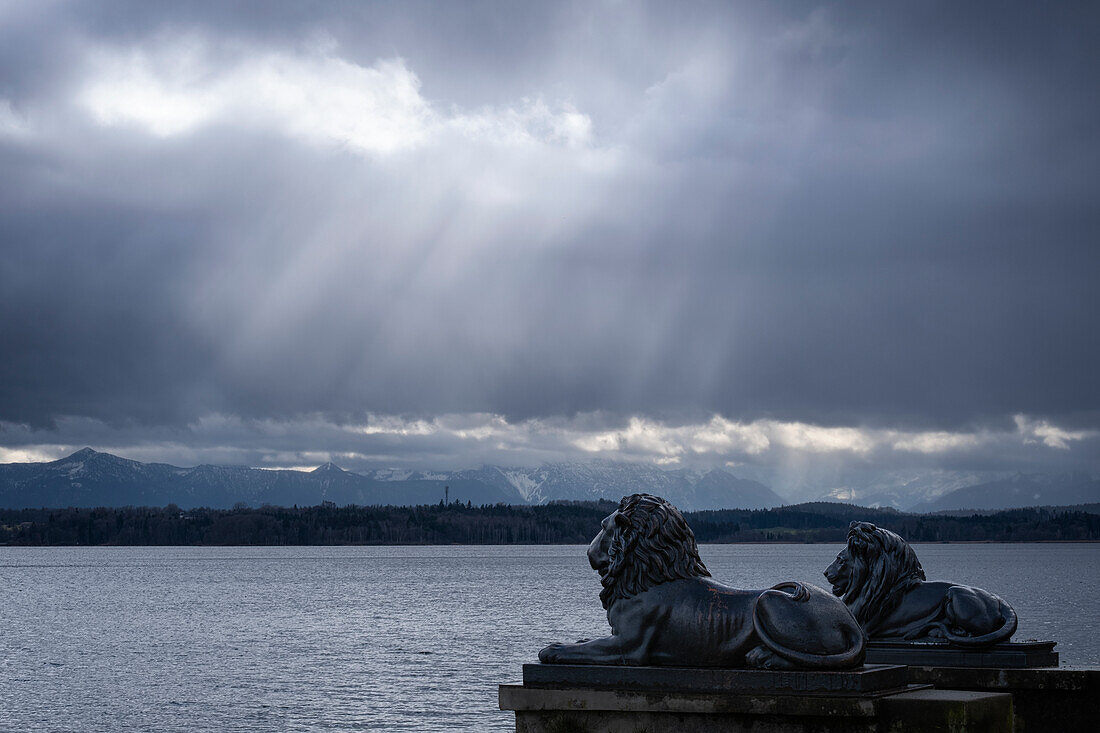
752 582 867 670
755 628 868 670
943 601 1018 647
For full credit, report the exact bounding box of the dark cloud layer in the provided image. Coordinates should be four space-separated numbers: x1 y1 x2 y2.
1 1 1098 480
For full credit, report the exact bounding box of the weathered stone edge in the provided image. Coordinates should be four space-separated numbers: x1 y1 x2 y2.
522 662 909 694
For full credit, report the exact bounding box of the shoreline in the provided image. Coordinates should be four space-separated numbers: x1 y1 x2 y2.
2 539 1099 548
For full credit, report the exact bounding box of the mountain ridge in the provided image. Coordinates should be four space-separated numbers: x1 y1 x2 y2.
907 472 1099 513
0 449 786 510
4 449 1095 512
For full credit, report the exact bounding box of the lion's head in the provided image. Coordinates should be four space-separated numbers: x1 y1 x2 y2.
591 493 710 610
824 521 925 633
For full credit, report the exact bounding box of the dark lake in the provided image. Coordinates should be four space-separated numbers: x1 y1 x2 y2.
1 543 1096 731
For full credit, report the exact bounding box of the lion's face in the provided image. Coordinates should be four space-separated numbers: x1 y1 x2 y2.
593 494 710 610
587 510 623 575
823 548 852 598
825 521 926 629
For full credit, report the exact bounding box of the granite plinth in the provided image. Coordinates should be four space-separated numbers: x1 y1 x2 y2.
904 666 1100 732
865 640 1058 668
522 663 909 696
499 683 1014 732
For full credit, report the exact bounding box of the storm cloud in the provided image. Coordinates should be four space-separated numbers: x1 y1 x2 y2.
1 1 1097 496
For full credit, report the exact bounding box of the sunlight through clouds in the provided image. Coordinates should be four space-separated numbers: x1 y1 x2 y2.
0 446 59 464
892 431 981 454
767 422 874 455
0 411 1095 502
1015 415 1097 450
351 416 437 437
1 2 1097 505
2 412 1092 469
78 37 596 155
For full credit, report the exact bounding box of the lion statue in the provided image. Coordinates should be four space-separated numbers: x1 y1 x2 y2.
824 521 1017 646
539 494 865 669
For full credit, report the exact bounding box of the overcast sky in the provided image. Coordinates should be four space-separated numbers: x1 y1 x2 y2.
1 1 1097 499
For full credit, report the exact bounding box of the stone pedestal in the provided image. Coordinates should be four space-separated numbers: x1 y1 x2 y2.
865 640 1058 668
499 664 1014 733
905 666 1100 732
860 641 1098 730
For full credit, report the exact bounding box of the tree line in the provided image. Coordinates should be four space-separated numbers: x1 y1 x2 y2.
0 501 1097 546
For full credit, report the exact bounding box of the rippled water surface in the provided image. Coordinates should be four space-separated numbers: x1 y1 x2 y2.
1 543 1096 731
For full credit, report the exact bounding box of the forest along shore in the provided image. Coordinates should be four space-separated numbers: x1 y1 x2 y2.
2 501 1098 545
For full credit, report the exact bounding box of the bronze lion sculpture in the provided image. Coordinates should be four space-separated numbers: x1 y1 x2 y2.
539 494 866 669
824 521 1017 646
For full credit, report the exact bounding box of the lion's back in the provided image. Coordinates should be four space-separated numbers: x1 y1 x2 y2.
753 581 866 660
639 578 865 668
639 578 761 665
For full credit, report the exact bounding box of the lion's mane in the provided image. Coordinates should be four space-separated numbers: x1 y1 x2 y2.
598 493 710 610
839 521 926 633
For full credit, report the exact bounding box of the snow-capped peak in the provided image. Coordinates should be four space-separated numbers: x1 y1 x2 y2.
496 467 543 502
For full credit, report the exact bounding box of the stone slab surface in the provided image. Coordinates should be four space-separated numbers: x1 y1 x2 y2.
906 666 1100 732
522 663 908 695
503 684 883 717
905 665 1098 691
865 639 1058 668
500 684 1013 732
876 688 1015 732
512 710 883 733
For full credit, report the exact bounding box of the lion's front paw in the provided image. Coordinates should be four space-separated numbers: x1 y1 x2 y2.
539 643 566 664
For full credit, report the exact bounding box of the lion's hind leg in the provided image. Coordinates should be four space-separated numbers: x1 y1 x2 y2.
942 586 1018 646
751 582 866 670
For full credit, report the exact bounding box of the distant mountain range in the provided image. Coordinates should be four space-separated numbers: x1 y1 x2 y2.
816 470 1000 511
0 449 786 510
906 472 1100 513
1 449 1095 512
819 471 1099 513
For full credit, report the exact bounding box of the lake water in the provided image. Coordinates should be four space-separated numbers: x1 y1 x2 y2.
1 543 1096 732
